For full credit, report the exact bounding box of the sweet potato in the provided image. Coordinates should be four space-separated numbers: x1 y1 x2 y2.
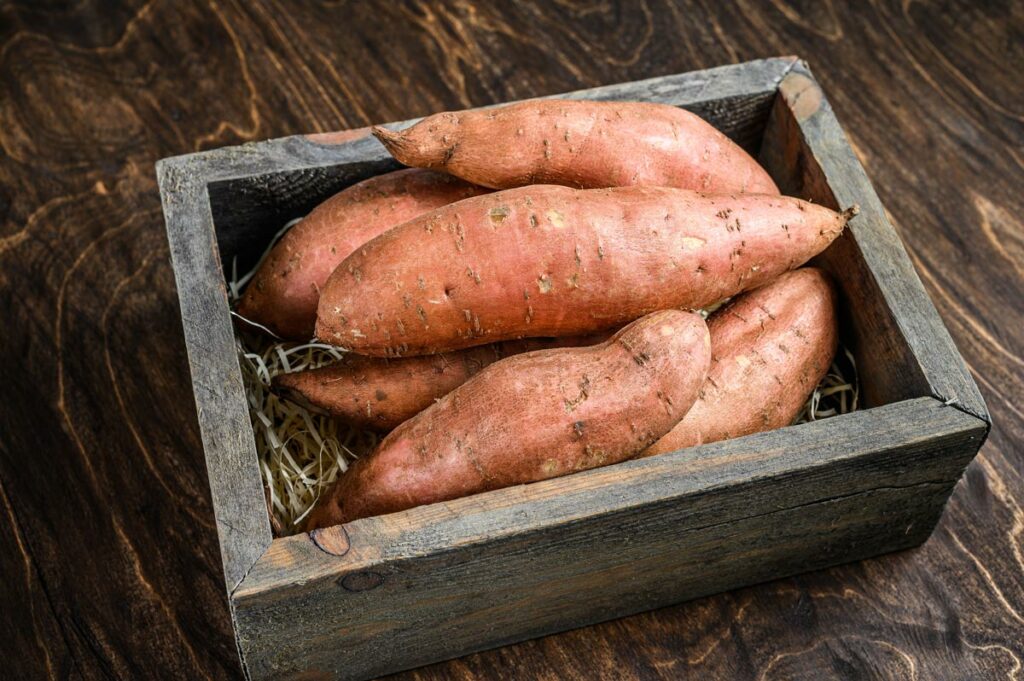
373 99 779 194
316 185 850 357
304 309 711 528
237 169 487 339
643 268 838 456
273 333 609 431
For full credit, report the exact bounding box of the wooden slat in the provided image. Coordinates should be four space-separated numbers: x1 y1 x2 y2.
157 161 272 594
759 88 932 409
233 397 985 680
763 61 988 423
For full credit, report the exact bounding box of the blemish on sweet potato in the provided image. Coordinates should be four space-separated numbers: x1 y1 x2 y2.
489 206 510 225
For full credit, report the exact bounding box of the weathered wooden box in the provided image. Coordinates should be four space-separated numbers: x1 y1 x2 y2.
157 58 989 680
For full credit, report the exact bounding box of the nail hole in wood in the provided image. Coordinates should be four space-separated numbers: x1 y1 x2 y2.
340 571 384 592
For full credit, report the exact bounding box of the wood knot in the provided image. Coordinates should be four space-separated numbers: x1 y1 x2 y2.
339 571 384 592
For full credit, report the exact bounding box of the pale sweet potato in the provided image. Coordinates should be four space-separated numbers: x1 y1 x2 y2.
304 309 711 528
273 333 609 432
643 268 838 456
237 169 487 339
373 99 779 194
316 185 851 357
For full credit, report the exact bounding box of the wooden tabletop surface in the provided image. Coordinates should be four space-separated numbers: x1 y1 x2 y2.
1 1 1020 679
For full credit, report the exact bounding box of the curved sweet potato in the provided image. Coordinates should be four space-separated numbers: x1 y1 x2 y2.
643 268 838 456
273 333 609 432
316 185 850 357
373 99 778 194
304 309 711 528
237 169 487 339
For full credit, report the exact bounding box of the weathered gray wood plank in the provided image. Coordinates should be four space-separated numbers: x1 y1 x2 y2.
759 92 931 409
233 397 985 680
764 61 988 423
156 160 272 595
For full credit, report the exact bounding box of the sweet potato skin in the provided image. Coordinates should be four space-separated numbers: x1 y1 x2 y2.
316 185 848 357
643 268 839 456
237 169 486 339
373 99 779 194
273 333 609 431
304 310 711 529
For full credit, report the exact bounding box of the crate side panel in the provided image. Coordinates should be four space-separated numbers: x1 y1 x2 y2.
233 399 984 679
236 480 968 680
765 62 987 422
759 94 930 409
157 160 272 591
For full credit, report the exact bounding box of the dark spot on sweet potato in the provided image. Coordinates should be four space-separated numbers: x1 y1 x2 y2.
442 142 458 165
489 206 510 225
375 389 388 401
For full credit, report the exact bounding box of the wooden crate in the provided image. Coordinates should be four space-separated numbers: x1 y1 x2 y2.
157 57 989 680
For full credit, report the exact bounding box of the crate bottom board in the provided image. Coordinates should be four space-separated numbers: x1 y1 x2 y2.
235 479 955 680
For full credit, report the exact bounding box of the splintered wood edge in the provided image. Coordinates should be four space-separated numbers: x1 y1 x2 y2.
778 61 990 426
234 397 985 601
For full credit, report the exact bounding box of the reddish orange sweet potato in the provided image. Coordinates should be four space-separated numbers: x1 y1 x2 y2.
316 185 850 357
273 333 609 432
643 268 838 456
373 99 779 194
237 169 486 339
304 310 711 528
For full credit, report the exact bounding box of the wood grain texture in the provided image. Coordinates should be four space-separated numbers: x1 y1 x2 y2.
158 159 274 594
232 398 984 680
0 1 1021 680
176 59 986 679
763 62 988 422
163 59 793 606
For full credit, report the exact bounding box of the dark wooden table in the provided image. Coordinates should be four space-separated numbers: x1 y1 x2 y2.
1 1 1020 679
